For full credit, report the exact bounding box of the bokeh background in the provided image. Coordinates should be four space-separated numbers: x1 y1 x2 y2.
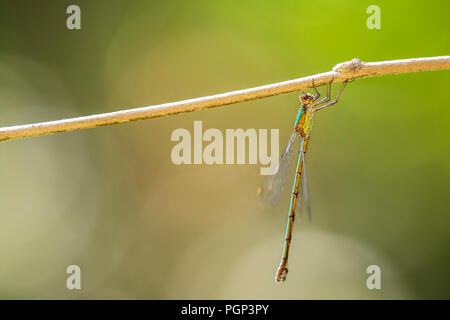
0 0 449 299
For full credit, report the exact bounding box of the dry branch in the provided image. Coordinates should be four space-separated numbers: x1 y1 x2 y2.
1 56 449 142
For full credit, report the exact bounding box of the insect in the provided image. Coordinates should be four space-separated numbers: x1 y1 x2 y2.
257 78 349 282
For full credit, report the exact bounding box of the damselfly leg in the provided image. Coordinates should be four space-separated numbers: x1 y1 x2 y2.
313 80 348 113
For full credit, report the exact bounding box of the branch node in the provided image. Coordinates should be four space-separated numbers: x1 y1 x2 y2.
333 58 363 73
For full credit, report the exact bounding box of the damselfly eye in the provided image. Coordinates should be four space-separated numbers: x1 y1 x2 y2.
300 93 313 104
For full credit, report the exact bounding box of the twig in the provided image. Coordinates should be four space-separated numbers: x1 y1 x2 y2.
1 56 449 142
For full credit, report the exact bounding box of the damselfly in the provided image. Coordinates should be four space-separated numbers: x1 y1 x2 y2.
258 78 348 282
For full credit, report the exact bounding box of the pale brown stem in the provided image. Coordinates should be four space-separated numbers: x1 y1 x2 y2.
1 56 449 142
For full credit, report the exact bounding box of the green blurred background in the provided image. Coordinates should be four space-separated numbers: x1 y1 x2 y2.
0 0 449 299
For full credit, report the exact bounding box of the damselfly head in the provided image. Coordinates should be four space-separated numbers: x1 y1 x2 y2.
300 93 315 105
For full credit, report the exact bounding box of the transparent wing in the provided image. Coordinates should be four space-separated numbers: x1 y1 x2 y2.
258 130 299 208
296 150 312 220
